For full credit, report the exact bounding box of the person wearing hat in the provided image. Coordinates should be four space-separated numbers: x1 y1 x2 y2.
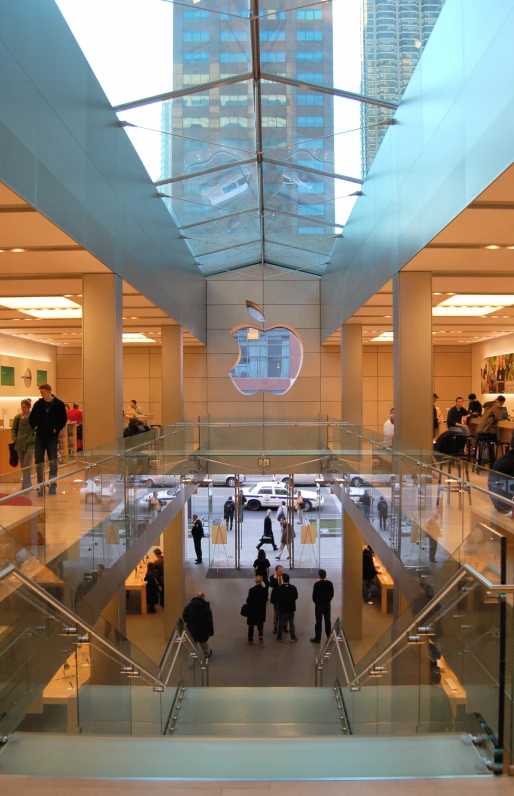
433 393 443 440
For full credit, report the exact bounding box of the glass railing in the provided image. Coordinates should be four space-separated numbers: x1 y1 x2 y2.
316 562 512 773
0 564 207 737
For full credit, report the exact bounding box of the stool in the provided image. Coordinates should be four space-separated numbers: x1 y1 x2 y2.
496 441 509 458
475 436 496 467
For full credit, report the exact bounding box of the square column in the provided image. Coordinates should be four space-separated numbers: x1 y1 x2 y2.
393 272 433 450
82 274 123 449
161 326 183 426
163 509 186 640
342 508 363 641
341 324 363 425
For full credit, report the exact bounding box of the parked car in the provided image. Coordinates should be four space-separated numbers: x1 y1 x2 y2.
139 473 245 488
80 478 116 505
274 474 322 487
348 473 396 487
242 482 323 511
139 489 178 509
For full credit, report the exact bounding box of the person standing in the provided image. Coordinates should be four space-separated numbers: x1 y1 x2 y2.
376 496 388 531
362 545 378 605
29 383 67 496
245 575 268 644
149 491 161 515
383 409 394 446
310 569 334 644
183 592 214 658
426 513 441 563
276 573 299 643
67 403 83 423
270 564 286 634
468 393 482 418
295 491 305 524
256 508 278 550
191 514 205 564
12 399 35 490
223 496 235 531
144 562 160 613
359 490 371 521
153 548 164 606
433 394 443 439
253 549 271 588
275 516 293 560
276 500 286 525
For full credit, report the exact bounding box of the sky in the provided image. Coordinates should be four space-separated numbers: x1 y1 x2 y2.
55 0 363 223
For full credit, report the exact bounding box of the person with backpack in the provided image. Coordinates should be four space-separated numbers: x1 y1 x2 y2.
223 496 235 531
376 496 388 531
29 383 67 496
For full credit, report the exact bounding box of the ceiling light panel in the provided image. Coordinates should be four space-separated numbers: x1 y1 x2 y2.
438 295 514 307
432 306 502 316
0 297 81 310
122 333 156 343
20 308 82 319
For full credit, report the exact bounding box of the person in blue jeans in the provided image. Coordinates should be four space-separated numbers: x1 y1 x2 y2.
276 573 299 643
359 490 371 521
29 383 67 496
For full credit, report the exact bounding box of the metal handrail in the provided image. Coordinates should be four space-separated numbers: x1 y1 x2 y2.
158 618 209 686
316 618 356 687
0 564 165 687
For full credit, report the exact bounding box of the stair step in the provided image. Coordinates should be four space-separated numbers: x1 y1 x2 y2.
0 732 491 779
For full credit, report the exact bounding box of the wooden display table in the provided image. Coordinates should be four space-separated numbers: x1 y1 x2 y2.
125 569 147 614
468 417 514 444
42 643 91 732
0 504 45 546
373 554 393 613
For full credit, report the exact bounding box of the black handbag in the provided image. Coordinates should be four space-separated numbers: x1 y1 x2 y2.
240 603 248 617
8 443 18 468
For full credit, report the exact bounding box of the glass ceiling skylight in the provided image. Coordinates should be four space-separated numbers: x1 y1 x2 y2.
57 0 445 276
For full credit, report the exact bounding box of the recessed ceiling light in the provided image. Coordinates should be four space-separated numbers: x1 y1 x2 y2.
371 332 393 342
433 292 441 296
485 245 501 249
10 248 25 253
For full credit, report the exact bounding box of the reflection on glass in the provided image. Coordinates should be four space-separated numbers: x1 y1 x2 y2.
229 327 303 395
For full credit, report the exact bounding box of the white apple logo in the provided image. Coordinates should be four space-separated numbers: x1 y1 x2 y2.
229 301 303 396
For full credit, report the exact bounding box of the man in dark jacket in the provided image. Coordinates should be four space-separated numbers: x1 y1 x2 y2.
245 575 268 644
310 569 334 643
270 564 287 634
276 573 299 642
376 496 389 531
256 508 278 550
29 383 67 495
182 592 213 657
191 514 205 564
362 545 378 604
223 496 235 531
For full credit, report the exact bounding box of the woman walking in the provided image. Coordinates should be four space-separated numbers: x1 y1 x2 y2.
253 549 271 588
12 399 35 490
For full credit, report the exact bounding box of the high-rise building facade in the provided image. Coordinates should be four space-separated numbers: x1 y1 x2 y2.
361 0 444 175
160 3 335 274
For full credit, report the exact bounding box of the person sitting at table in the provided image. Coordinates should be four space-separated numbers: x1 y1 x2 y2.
468 393 482 418
476 396 506 462
446 397 470 437
126 399 143 417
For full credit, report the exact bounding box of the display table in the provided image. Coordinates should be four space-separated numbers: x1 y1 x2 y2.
468 417 514 444
42 643 91 732
0 504 45 546
373 554 393 613
123 414 154 424
125 569 147 614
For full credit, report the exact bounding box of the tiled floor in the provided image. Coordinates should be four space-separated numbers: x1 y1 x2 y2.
0 776 513 794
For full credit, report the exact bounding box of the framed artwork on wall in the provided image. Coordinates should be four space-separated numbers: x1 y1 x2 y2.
36 370 48 387
1 366 15 387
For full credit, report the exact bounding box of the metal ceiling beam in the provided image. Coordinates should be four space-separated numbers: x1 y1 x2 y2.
155 157 256 187
180 207 260 230
260 72 398 110
266 238 333 257
183 238 262 256
263 206 345 229
250 0 265 268
263 157 362 185
113 73 253 112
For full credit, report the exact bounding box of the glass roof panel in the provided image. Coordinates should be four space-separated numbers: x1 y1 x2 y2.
57 0 445 275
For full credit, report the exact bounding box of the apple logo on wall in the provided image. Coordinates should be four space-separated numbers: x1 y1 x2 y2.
229 301 303 396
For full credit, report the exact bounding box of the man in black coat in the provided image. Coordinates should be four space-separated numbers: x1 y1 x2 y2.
256 508 278 550
182 592 214 657
310 569 334 643
223 497 235 531
245 575 268 644
29 383 67 495
191 514 205 564
276 573 299 642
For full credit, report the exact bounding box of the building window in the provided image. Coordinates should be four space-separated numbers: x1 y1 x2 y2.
183 74 210 85
298 138 324 149
183 31 209 42
261 52 286 62
262 94 287 104
220 95 248 106
262 116 287 127
297 31 323 41
262 10 286 20
297 116 324 127
220 52 248 62
297 72 323 82
220 117 248 127
297 94 324 105
183 9 210 18
183 117 210 128
220 31 248 41
300 205 324 215
260 31 286 41
297 52 324 62
182 95 210 107
298 181 324 192
183 52 210 63
296 9 323 19
298 226 324 234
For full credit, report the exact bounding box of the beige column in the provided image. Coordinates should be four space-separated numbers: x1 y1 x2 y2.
342 508 363 640
341 324 362 425
161 326 183 426
393 271 433 449
163 509 186 640
82 273 122 449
